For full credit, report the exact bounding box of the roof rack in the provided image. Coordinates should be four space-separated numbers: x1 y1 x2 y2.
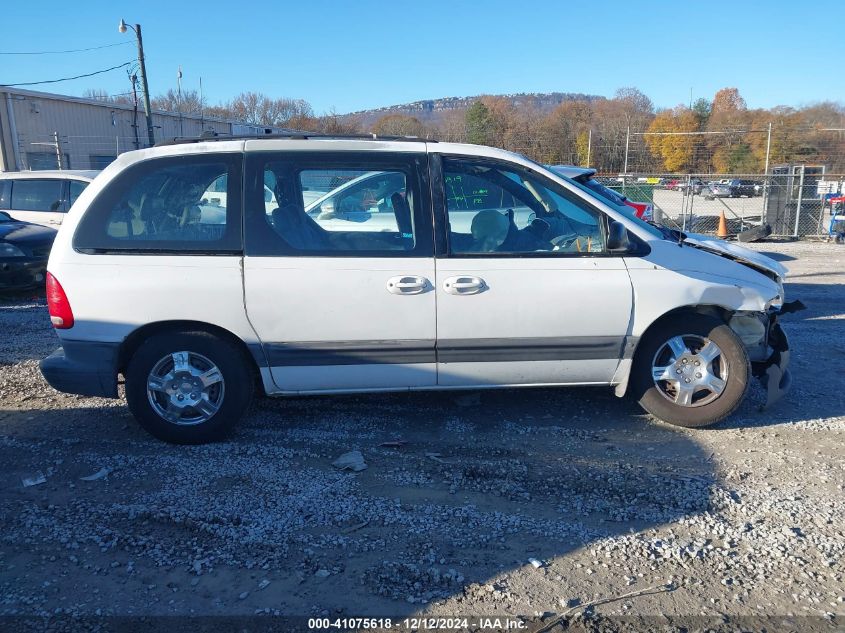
154 130 438 147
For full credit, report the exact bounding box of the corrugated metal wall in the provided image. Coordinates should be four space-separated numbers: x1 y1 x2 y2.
0 89 282 171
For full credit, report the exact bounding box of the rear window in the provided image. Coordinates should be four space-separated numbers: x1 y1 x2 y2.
74 155 242 253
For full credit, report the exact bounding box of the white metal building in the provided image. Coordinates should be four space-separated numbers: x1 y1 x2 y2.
0 87 287 172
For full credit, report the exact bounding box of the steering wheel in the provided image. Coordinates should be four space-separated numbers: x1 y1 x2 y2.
550 233 579 250
551 233 595 252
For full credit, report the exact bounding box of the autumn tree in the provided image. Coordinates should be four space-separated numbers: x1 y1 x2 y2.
372 114 426 137
590 88 656 172
706 88 755 172
534 100 592 165
645 106 699 172
314 110 363 135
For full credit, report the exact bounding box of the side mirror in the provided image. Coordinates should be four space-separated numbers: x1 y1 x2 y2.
607 220 630 251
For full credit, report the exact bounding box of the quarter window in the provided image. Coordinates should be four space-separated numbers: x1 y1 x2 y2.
443 159 606 255
74 155 242 252
0 181 10 210
69 180 88 206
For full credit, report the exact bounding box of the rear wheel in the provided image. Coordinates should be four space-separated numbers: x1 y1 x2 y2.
125 331 253 444
631 313 749 428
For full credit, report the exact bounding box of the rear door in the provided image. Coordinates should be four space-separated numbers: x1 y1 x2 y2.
242 149 437 393
5 179 66 227
433 156 634 387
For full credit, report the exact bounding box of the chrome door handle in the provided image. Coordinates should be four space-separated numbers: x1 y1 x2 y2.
386 275 430 295
443 276 486 295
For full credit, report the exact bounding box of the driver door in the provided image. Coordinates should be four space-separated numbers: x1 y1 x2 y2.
434 157 634 387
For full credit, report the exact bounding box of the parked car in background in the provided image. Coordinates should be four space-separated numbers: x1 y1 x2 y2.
703 182 733 199
672 179 707 195
549 165 653 220
731 179 758 197
0 170 99 228
0 211 56 292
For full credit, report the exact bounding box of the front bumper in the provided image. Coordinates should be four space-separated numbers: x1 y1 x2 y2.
0 258 47 291
40 340 120 398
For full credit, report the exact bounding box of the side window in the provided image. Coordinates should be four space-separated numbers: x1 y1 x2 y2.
445 172 517 212
69 180 88 207
443 159 606 255
260 162 418 253
9 180 63 212
74 155 242 252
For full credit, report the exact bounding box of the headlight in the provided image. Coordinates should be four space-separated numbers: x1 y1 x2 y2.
0 242 25 257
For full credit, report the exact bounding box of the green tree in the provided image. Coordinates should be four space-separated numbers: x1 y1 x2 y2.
465 101 493 145
691 98 711 126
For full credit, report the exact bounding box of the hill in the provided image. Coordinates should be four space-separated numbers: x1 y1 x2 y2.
344 92 605 127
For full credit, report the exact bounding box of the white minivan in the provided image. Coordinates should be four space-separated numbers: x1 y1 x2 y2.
0 170 100 227
40 135 796 444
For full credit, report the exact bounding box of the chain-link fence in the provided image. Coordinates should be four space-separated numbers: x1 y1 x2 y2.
596 170 845 238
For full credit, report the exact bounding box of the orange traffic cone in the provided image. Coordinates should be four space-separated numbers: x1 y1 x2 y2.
716 210 729 239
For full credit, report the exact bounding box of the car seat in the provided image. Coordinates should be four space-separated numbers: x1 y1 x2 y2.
270 197 333 250
390 192 413 238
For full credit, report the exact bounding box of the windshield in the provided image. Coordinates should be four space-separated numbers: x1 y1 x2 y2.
535 162 666 239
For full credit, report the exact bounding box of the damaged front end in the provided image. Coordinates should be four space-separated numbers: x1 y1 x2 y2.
729 300 805 408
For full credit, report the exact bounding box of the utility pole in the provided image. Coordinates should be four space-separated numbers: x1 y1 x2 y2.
623 125 630 192
199 76 204 131
762 121 772 216
120 20 155 147
177 66 184 137
586 129 592 166
129 73 140 150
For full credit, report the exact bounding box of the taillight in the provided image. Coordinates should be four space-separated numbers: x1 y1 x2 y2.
46 272 74 329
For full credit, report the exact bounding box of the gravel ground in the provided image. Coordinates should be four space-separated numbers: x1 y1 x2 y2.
0 241 843 631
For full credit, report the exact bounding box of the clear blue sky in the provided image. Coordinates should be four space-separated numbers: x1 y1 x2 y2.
1 0 842 114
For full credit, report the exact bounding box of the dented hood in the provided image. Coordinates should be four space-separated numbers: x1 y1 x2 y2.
682 233 788 280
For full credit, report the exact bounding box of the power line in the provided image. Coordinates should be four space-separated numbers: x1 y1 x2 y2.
0 41 131 55
0 62 133 87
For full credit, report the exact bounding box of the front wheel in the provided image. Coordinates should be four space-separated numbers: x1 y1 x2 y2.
125 331 253 444
631 313 749 428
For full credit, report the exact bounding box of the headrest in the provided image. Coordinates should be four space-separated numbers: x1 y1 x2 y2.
470 210 509 252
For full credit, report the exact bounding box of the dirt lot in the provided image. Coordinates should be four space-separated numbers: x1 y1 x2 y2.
0 240 843 631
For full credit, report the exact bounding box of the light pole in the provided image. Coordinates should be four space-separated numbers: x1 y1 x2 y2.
119 19 154 147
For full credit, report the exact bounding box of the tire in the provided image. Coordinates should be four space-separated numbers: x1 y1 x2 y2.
125 331 253 444
630 313 749 428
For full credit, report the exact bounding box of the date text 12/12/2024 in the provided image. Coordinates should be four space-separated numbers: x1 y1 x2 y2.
307 617 527 630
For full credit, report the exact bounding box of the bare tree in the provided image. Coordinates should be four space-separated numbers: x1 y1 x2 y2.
151 89 204 115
